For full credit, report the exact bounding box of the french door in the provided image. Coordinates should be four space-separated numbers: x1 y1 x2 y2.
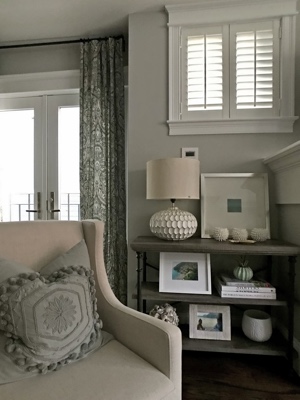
0 93 80 221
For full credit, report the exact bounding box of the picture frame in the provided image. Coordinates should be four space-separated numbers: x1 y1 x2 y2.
201 173 270 238
189 304 231 340
159 252 211 294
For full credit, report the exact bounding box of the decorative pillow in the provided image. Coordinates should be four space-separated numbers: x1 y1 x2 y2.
0 241 112 383
0 257 33 285
41 239 91 277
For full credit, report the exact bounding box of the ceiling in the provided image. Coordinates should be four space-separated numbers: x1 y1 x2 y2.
0 0 190 45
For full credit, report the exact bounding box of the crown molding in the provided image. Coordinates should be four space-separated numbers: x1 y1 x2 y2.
264 141 300 173
264 141 300 205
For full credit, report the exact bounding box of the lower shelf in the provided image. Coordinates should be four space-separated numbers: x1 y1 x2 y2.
181 325 287 356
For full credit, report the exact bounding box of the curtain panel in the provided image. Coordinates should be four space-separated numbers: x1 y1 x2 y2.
80 38 127 304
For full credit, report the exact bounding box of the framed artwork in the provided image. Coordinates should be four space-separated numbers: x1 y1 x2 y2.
159 252 211 294
201 173 270 238
189 304 231 340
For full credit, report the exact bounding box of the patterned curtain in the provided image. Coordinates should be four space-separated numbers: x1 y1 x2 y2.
80 38 127 304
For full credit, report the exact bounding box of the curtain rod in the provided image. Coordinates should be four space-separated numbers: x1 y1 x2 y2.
0 35 124 50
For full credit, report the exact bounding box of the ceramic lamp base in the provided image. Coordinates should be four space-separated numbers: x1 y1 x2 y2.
149 207 197 240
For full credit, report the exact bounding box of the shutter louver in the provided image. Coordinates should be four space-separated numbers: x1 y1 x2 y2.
236 29 273 109
187 34 223 111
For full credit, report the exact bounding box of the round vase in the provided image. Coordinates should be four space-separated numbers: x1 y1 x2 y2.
250 228 269 242
242 309 272 342
212 227 229 242
231 228 248 242
233 266 253 281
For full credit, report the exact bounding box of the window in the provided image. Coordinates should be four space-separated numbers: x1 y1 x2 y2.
181 26 225 120
235 29 274 110
230 20 280 119
181 21 279 120
166 0 298 135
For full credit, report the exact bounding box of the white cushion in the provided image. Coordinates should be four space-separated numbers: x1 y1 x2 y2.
0 339 176 400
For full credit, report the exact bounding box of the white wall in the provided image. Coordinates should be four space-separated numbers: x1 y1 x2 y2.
127 10 300 308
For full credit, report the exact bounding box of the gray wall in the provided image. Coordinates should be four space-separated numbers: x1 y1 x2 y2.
127 10 300 308
0 44 80 75
1 9 300 328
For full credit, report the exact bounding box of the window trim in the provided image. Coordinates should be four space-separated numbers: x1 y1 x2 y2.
168 117 298 135
166 0 298 135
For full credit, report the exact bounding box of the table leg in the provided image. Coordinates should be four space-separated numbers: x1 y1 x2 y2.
287 255 296 370
143 253 147 313
136 251 143 311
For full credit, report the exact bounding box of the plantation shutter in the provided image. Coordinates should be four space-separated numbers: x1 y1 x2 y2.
181 26 225 120
187 34 223 110
230 20 280 118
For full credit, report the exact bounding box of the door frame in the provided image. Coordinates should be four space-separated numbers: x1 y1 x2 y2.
0 71 80 221
0 91 79 220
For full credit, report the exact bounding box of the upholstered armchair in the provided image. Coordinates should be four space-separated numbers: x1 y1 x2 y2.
0 220 181 399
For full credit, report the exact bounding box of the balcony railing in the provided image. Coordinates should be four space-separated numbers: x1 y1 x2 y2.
0 193 80 222
60 193 80 221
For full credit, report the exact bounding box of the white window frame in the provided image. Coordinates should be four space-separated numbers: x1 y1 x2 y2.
166 0 298 135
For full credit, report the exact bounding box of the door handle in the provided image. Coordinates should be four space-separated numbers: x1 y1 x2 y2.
26 192 41 219
49 191 60 219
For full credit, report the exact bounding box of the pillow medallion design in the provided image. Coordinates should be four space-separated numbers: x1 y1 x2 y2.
0 265 103 375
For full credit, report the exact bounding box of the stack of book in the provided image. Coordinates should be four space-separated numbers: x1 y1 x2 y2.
214 274 277 299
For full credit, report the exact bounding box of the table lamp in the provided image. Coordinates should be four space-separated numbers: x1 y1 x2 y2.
146 157 200 240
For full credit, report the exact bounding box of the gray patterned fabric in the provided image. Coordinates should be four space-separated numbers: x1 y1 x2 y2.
80 38 127 304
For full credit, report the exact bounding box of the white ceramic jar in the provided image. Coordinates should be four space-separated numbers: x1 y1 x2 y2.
242 309 272 342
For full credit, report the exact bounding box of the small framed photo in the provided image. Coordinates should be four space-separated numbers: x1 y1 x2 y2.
189 304 231 340
201 173 270 238
159 252 211 294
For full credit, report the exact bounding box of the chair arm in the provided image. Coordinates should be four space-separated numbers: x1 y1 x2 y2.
82 220 181 395
100 298 182 384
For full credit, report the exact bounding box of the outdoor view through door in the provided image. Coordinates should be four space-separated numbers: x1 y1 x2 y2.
0 94 80 221
58 105 80 220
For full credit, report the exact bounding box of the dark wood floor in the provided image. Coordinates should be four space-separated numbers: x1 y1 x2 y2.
182 351 300 400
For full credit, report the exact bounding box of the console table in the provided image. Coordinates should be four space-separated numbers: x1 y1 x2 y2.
130 236 300 370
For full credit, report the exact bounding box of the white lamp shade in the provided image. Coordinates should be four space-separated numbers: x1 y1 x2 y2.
146 158 200 200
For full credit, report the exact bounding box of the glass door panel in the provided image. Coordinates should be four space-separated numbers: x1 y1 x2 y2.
47 94 80 220
0 94 79 222
0 97 43 221
58 106 80 220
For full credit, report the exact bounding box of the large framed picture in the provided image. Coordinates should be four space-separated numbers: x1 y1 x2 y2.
159 252 211 294
189 304 231 340
201 173 270 238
